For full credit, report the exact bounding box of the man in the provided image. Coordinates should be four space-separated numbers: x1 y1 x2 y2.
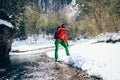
54 24 70 61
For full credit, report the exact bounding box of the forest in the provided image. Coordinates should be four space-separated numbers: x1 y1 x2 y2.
0 0 120 40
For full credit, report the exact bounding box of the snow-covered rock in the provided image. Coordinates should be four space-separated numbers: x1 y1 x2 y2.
0 19 14 29
95 32 120 43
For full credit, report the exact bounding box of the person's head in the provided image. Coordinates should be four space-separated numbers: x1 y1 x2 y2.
61 24 66 28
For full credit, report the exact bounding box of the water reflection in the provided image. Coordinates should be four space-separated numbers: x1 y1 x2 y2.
10 54 44 64
0 54 44 70
0 53 46 79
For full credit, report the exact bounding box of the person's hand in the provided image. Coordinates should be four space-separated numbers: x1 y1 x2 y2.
67 43 69 47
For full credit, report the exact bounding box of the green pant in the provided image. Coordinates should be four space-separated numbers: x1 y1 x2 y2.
55 39 70 60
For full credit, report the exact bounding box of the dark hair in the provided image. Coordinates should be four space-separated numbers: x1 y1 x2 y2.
61 24 66 28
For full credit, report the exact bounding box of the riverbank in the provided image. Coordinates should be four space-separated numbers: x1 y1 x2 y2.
0 53 102 80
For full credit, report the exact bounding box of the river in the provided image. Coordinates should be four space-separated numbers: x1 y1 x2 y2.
0 51 102 80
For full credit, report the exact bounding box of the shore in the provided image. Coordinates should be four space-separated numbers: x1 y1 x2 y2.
0 53 102 80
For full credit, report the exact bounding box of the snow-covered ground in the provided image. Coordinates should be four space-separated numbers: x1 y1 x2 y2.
47 39 120 80
10 34 120 80
11 35 54 54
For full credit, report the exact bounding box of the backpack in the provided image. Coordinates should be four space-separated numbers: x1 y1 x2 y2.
55 27 66 40
54 31 57 39
54 26 61 39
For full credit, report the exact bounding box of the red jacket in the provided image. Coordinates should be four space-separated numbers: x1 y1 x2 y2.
56 27 68 45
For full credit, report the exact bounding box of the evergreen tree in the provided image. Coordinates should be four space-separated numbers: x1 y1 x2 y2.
0 0 31 20
0 0 32 40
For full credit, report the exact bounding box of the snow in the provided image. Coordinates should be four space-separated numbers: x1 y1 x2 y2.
10 34 120 80
69 42 120 80
46 40 120 80
71 0 76 5
0 19 14 28
11 35 54 55
95 32 120 42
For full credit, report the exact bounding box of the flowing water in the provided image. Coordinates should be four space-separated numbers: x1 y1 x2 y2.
0 53 48 79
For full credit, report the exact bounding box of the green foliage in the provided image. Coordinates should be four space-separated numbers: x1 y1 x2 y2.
0 0 32 18
0 0 32 40
1 0 120 40
23 6 65 37
76 0 120 36
23 6 42 36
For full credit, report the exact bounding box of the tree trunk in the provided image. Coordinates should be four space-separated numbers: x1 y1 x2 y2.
0 10 17 57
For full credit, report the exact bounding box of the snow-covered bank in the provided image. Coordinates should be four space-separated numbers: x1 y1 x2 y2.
47 40 120 80
11 35 54 51
10 35 54 55
11 33 120 80
95 32 120 43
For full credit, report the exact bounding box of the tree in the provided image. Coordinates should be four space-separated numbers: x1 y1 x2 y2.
0 0 31 20
0 10 17 56
76 0 120 35
0 0 32 56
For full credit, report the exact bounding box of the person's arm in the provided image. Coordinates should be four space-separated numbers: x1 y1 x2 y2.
63 34 69 46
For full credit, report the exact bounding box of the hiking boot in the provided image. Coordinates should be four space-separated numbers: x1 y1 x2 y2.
55 59 58 62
